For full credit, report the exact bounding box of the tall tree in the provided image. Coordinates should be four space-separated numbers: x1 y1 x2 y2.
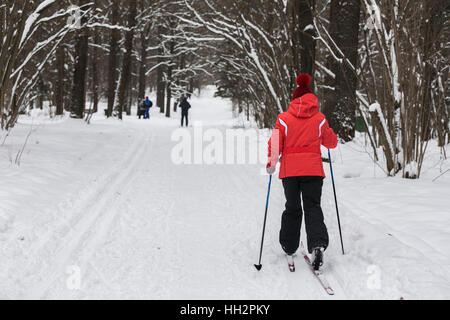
107 0 120 117
323 0 361 142
156 25 166 114
164 18 176 118
297 0 316 78
321 0 338 121
117 0 137 120
70 0 90 119
138 16 150 101
156 57 166 114
91 31 100 114
165 45 173 118
55 45 65 115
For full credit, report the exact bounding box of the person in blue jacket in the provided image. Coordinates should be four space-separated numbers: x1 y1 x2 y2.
145 96 153 119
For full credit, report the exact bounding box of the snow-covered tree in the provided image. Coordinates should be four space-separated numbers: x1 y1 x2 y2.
0 0 75 129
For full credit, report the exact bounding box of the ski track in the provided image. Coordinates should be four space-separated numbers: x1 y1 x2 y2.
52 134 157 299
2 121 355 299
2 88 449 299
21 131 152 299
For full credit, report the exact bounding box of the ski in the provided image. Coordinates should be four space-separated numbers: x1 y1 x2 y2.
286 255 296 272
300 242 335 296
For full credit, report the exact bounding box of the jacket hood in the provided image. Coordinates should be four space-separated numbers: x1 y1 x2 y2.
288 93 319 119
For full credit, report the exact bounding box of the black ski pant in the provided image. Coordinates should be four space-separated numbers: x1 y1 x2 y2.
181 111 189 127
280 176 329 255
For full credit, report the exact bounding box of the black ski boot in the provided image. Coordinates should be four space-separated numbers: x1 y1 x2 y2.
311 248 324 271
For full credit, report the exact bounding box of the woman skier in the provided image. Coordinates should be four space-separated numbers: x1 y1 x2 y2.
266 73 338 271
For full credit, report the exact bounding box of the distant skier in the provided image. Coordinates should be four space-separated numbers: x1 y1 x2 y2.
266 73 338 271
145 96 153 119
138 99 146 119
179 95 191 127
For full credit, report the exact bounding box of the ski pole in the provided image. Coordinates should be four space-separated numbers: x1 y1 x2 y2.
254 174 272 271
328 149 345 255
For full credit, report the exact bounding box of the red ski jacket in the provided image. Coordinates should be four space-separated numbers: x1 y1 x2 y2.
268 93 338 179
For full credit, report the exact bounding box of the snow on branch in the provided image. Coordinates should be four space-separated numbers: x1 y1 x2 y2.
182 0 283 113
369 102 394 160
20 0 58 47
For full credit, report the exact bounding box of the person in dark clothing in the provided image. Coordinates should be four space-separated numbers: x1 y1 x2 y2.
138 99 146 119
267 73 338 271
179 95 191 127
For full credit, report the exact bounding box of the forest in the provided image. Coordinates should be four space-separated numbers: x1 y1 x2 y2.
0 0 449 179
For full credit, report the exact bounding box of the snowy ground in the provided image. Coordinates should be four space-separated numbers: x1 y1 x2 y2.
0 87 449 300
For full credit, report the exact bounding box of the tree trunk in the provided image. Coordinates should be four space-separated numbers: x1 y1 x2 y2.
421 0 445 143
165 36 175 118
107 1 120 117
288 0 300 83
323 0 360 142
55 45 65 116
371 109 395 175
165 67 172 118
322 0 338 120
138 29 148 101
298 0 316 79
70 0 89 119
156 25 165 114
37 77 44 110
157 61 165 113
92 31 100 114
126 79 132 115
117 0 137 120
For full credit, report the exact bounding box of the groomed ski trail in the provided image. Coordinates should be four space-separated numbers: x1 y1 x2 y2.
3 88 448 299
10 120 345 299
22 131 154 299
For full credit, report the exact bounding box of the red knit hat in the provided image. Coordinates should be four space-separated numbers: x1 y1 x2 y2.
292 73 312 100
